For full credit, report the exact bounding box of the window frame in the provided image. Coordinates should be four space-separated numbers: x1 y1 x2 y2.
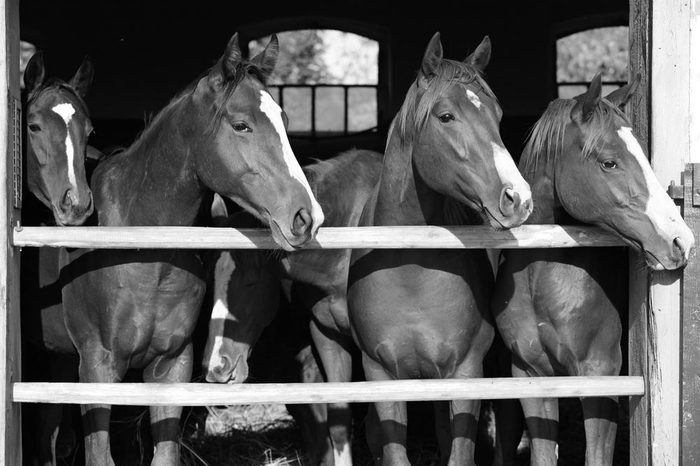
550 12 628 100
238 17 391 140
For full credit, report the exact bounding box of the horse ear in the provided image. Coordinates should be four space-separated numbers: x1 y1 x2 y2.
251 34 279 78
572 73 602 122
68 55 94 99
210 193 230 222
24 51 45 93
420 32 443 79
465 35 491 72
605 73 641 109
220 33 243 80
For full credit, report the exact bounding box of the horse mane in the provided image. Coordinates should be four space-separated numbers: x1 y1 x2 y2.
520 97 628 178
121 59 268 157
26 78 90 118
395 59 496 144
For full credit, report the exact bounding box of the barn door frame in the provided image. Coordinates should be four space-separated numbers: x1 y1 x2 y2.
0 0 21 463
629 0 700 465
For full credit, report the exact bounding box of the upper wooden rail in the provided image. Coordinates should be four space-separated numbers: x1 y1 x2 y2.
14 377 644 406
13 225 626 249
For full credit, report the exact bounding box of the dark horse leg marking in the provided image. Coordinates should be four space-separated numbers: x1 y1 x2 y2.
512 364 558 466
143 343 193 466
79 345 128 466
362 353 408 466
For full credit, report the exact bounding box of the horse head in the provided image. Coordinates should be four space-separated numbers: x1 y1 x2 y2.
550 74 694 270
189 33 324 250
24 52 94 225
396 33 532 228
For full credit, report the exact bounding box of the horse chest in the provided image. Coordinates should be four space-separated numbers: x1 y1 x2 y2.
348 250 492 375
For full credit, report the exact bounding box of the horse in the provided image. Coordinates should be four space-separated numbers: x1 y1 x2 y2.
346 32 533 466
203 149 382 465
20 51 96 465
58 33 324 466
491 75 694 466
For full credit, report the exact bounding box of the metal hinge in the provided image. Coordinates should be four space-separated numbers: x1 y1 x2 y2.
11 96 21 209
667 164 700 206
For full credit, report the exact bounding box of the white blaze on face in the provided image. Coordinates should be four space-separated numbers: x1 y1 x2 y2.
617 126 694 261
491 142 532 209
466 89 482 110
258 90 325 229
51 103 78 197
207 252 236 373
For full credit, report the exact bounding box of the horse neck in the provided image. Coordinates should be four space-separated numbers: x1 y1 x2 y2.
521 148 574 225
100 97 206 226
373 131 447 226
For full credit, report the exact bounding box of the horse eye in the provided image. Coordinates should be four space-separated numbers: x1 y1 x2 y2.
232 122 252 133
28 123 41 132
601 160 618 170
438 113 455 123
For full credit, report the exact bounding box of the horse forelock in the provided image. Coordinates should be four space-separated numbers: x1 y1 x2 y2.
27 79 90 119
521 97 628 177
396 58 495 144
209 61 267 132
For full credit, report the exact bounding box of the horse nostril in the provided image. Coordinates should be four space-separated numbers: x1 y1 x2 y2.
292 208 312 237
504 187 515 203
522 197 533 213
499 186 521 217
673 237 686 261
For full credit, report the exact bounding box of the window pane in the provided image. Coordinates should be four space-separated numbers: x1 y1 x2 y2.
250 30 378 85
282 87 312 133
315 87 344 133
557 84 587 99
348 87 377 132
557 26 629 83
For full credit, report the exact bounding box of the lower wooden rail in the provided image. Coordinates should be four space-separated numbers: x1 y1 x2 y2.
13 225 625 249
13 377 644 406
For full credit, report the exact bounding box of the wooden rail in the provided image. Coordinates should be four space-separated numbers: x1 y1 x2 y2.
13 377 644 406
13 225 626 249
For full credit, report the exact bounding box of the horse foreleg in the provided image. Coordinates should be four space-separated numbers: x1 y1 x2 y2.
362 353 408 466
286 345 333 465
37 354 77 466
78 345 126 466
513 365 558 466
142 343 193 466
581 396 618 466
310 319 353 466
445 361 482 466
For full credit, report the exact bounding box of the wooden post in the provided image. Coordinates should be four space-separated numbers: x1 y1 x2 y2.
0 0 21 463
681 164 700 465
649 0 696 464
628 0 651 464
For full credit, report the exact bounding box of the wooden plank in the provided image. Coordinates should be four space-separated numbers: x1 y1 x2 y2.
12 225 626 250
0 0 20 464
690 0 700 164
681 164 700 466
649 1 693 464
628 0 651 463
12 377 645 406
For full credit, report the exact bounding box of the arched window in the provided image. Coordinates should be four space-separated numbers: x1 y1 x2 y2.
556 26 628 98
249 29 379 137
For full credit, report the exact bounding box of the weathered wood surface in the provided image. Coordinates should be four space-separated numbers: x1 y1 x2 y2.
0 0 21 464
13 225 626 249
13 377 645 406
649 0 693 463
628 1 651 464
682 164 700 466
